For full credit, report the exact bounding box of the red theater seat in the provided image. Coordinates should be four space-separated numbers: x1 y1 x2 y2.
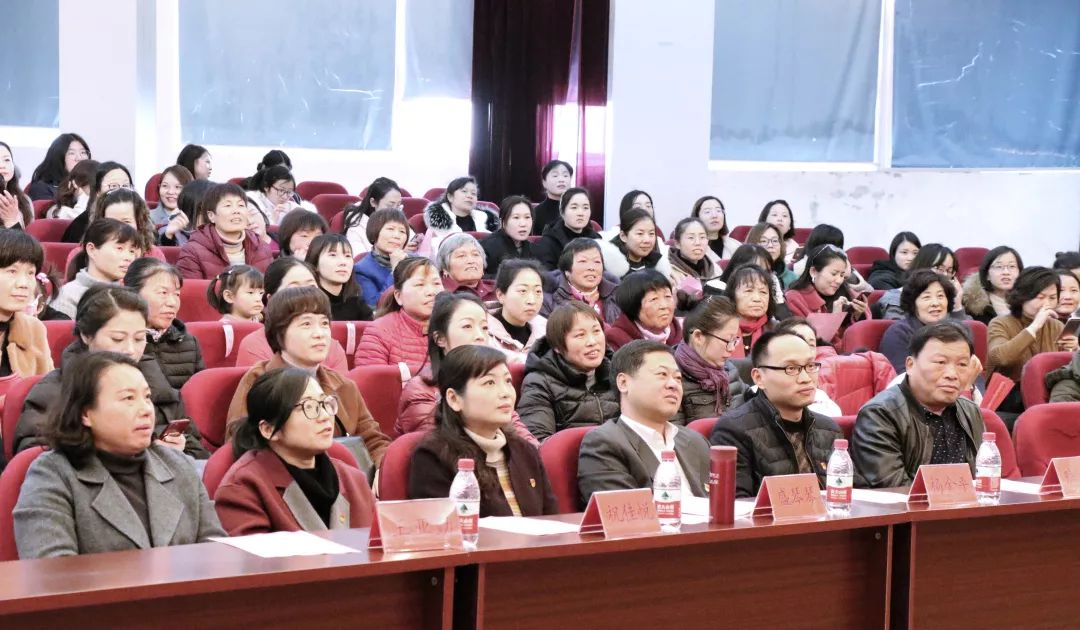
377 431 426 500
43 320 77 368
144 172 163 204
347 364 404 439
2 376 45 463
846 246 888 266
177 279 220 323
26 218 71 243
296 181 347 201
332 321 369 370
181 367 249 452
842 319 895 354
0 446 46 561
186 321 263 369
402 197 429 218
1020 352 1072 409
688 417 717 440
422 187 446 201
311 193 360 223
539 426 594 513
32 199 53 219
1013 403 1080 477
728 225 752 242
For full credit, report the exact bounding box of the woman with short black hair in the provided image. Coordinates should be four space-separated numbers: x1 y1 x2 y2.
605 269 681 350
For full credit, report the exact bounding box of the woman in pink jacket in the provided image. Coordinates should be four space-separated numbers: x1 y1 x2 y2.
353 257 442 377
176 183 274 279
784 245 871 347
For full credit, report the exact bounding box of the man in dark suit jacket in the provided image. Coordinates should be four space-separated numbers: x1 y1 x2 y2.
577 340 710 508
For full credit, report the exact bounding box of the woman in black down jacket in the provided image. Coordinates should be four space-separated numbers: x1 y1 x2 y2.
123 257 205 389
517 301 620 441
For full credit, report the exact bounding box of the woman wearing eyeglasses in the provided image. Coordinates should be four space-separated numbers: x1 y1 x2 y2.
672 296 746 425
962 246 1024 325
226 286 390 466
723 264 778 358
874 244 965 321
214 367 375 536
245 164 317 225
745 222 797 289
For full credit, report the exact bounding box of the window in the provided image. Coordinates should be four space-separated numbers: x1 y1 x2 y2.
0 0 60 128
709 0 881 163
893 0 1080 168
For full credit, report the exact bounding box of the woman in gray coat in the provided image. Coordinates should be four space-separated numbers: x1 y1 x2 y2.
13 351 223 559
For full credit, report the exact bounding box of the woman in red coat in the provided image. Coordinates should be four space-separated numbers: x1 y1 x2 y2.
176 183 274 279
214 367 375 535
784 244 871 347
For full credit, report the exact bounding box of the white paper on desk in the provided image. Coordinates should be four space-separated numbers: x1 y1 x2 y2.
1000 478 1042 495
478 517 580 536
735 499 756 519
851 488 910 505
209 531 362 558
681 495 710 516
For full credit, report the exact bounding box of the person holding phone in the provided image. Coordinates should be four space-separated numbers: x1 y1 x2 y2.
785 245 871 347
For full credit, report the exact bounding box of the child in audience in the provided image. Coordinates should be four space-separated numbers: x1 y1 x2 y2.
207 265 266 322
304 233 373 321
54 219 140 318
31 271 69 321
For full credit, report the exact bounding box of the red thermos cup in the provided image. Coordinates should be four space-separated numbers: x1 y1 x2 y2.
710 446 737 525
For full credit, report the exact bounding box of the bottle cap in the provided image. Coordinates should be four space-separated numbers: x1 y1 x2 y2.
834 439 848 449
660 450 676 462
982 432 996 442
457 458 475 471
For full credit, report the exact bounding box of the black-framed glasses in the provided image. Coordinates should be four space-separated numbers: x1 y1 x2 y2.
757 362 822 377
704 332 740 351
293 395 339 420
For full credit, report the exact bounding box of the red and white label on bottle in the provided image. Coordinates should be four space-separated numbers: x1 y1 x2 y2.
975 467 1000 494
655 499 681 520
456 501 479 535
826 475 852 503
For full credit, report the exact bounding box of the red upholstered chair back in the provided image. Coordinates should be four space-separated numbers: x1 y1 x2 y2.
32 199 52 219
423 187 446 201
1013 403 1080 477
539 426 593 513
866 290 885 306
43 320 77 368
961 320 988 366
401 197 429 218
227 177 246 186
26 218 71 243
509 363 526 401
853 263 872 278
311 193 360 223
347 364 405 440
687 417 717 440
834 415 856 440
202 442 360 499
330 211 345 232
2 376 44 462
792 227 812 246
332 321 369 370
186 321 263 369
845 246 888 266
817 352 897 416
296 180 347 201
180 367 249 452
841 319 895 354
981 409 1020 480
378 431 426 500
42 242 78 276
177 279 220 323
0 446 46 560
955 247 989 280
728 225 752 242
144 172 163 203
408 213 427 235
159 246 181 265
1020 351 1072 408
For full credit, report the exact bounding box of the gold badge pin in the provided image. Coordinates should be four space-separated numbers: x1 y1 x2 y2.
530 478 536 488
339 514 346 524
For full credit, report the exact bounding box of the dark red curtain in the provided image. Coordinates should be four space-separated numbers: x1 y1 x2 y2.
470 0 609 223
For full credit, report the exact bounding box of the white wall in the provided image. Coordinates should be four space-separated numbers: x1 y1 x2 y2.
605 3 1080 264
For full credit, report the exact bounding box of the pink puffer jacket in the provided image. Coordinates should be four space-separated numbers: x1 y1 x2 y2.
353 310 429 378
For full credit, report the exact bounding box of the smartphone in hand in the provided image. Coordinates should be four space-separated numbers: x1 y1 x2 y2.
158 418 191 441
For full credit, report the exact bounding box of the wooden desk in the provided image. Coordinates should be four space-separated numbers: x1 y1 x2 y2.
892 483 1080 629
462 505 905 630
0 529 463 630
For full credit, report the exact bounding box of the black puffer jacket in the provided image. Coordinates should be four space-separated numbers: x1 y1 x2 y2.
867 259 905 290
14 341 208 459
481 229 535 277
710 394 846 498
516 341 621 442
145 319 206 390
532 220 601 270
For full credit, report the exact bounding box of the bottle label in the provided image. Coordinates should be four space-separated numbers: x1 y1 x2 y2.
975 466 1001 493
826 474 853 503
653 488 681 519
456 500 479 536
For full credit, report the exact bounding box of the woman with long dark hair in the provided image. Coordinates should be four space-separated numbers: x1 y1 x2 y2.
27 132 91 201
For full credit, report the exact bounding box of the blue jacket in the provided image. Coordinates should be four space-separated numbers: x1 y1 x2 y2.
354 253 394 308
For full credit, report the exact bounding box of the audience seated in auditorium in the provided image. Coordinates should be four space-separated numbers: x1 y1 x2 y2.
165 178 214 247
517 301 620 442
436 232 496 301
481 195 535 276
278 208 327 260
723 264 777 358
176 144 213 181
61 161 134 243
691 195 740 261
207 265 265 322
868 232 921 290
123 258 205 390
1046 349 1080 403
597 209 671 280
961 246 1022 325
409 345 557 516
851 321 985 488
54 219 140 318
353 207 412 308
13 351 223 558
720 243 792 319
578 340 709 507
152 165 194 243
354 257 442 379
532 187 601 269
227 287 389 465
875 243 962 320
397 293 536 442
342 177 403 255
487 259 546 364
746 222 797 289
758 200 799 266
667 217 722 312
617 189 654 220
770 317 843 416
246 164 317 225
422 176 499 257
539 237 620 324
0 231 56 379
30 270 69 322
791 224 874 294
671 297 745 425
605 270 681 350
879 270 963 373
241 149 293 191
0 141 33 227
304 233 373 321
1052 251 1080 315
27 132 91 202
1052 268 1079 318
785 245 870 346
50 158 98 220
531 160 573 235
710 331 847 498
17 285 206 458
214 367 375 536
177 183 274 279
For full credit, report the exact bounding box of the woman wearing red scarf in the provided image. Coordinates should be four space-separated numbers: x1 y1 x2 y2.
672 296 746 425
723 264 777 358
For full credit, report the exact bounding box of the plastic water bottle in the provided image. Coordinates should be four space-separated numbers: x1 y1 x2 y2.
975 432 1002 506
826 439 854 517
449 458 481 550
653 450 682 533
